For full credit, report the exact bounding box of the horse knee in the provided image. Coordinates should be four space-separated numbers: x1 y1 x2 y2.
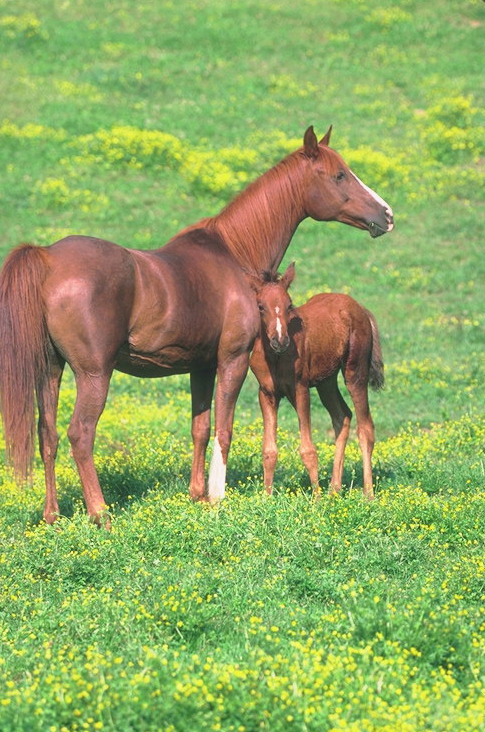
263 448 278 465
192 422 211 447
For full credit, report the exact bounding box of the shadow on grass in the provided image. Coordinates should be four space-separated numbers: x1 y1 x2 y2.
16 447 478 531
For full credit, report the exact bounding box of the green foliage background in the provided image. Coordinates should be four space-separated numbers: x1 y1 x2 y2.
0 1 484 730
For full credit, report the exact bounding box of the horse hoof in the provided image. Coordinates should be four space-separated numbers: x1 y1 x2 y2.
43 511 60 525
90 509 111 530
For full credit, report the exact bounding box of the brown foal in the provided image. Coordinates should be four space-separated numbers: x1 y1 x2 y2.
249 264 384 498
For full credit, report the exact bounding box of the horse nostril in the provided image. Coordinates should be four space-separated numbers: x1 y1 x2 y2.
282 336 290 350
270 337 280 352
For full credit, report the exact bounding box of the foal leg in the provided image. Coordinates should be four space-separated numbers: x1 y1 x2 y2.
293 385 320 495
258 388 280 494
316 378 352 494
67 371 112 526
208 353 249 503
345 379 375 499
36 351 65 524
189 369 216 501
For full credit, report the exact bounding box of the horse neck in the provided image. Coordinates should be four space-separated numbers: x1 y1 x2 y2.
209 154 307 273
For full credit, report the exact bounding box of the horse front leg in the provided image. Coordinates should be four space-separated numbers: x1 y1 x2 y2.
258 388 280 495
67 371 112 527
294 384 320 496
189 369 216 501
207 353 250 503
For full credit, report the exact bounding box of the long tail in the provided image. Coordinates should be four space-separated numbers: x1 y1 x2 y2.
0 244 50 481
365 308 385 391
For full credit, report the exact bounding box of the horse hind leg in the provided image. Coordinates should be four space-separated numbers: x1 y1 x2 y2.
67 371 112 526
345 376 375 500
36 350 65 524
316 377 352 495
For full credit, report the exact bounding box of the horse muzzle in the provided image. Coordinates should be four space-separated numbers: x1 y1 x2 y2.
369 207 394 238
270 336 290 354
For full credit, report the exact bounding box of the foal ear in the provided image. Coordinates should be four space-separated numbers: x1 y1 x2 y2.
280 261 296 290
319 125 333 146
303 126 319 159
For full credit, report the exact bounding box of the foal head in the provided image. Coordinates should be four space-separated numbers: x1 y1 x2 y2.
299 126 394 238
253 263 296 355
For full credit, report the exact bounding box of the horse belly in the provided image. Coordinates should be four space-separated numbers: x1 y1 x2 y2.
115 340 217 377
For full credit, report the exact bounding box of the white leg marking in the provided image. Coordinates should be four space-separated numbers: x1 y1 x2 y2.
350 172 394 228
208 435 226 502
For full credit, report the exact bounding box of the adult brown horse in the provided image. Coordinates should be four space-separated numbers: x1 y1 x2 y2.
0 126 393 525
249 263 384 498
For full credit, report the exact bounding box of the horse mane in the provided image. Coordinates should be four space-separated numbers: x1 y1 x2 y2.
176 145 342 274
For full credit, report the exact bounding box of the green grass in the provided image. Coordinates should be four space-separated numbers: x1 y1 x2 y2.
1 0 485 730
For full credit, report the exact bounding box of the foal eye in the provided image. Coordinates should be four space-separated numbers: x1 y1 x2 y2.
258 304 265 313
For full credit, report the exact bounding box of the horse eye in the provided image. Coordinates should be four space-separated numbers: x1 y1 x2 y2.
336 170 346 182
258 303 264 312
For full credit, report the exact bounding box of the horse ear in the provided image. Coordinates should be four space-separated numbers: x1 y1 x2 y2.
319 125 333 146
280 262 296 290
303 126 319 159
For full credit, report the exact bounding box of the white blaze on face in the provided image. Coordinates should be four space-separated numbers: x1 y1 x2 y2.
208 435 226 502
275 306 283 340
350 172 394 230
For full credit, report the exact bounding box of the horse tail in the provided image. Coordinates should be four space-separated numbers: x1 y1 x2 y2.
0 244 50 481
365 308 385 391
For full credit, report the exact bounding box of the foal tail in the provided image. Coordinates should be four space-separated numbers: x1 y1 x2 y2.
0 244 50 481
365 308 385 391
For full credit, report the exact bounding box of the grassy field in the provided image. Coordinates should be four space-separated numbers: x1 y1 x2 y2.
1 0 485 730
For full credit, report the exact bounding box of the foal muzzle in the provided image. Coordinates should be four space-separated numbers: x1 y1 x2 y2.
270 336 290 354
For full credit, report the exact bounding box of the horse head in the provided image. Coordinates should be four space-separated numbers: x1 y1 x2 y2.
300 126 394 238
